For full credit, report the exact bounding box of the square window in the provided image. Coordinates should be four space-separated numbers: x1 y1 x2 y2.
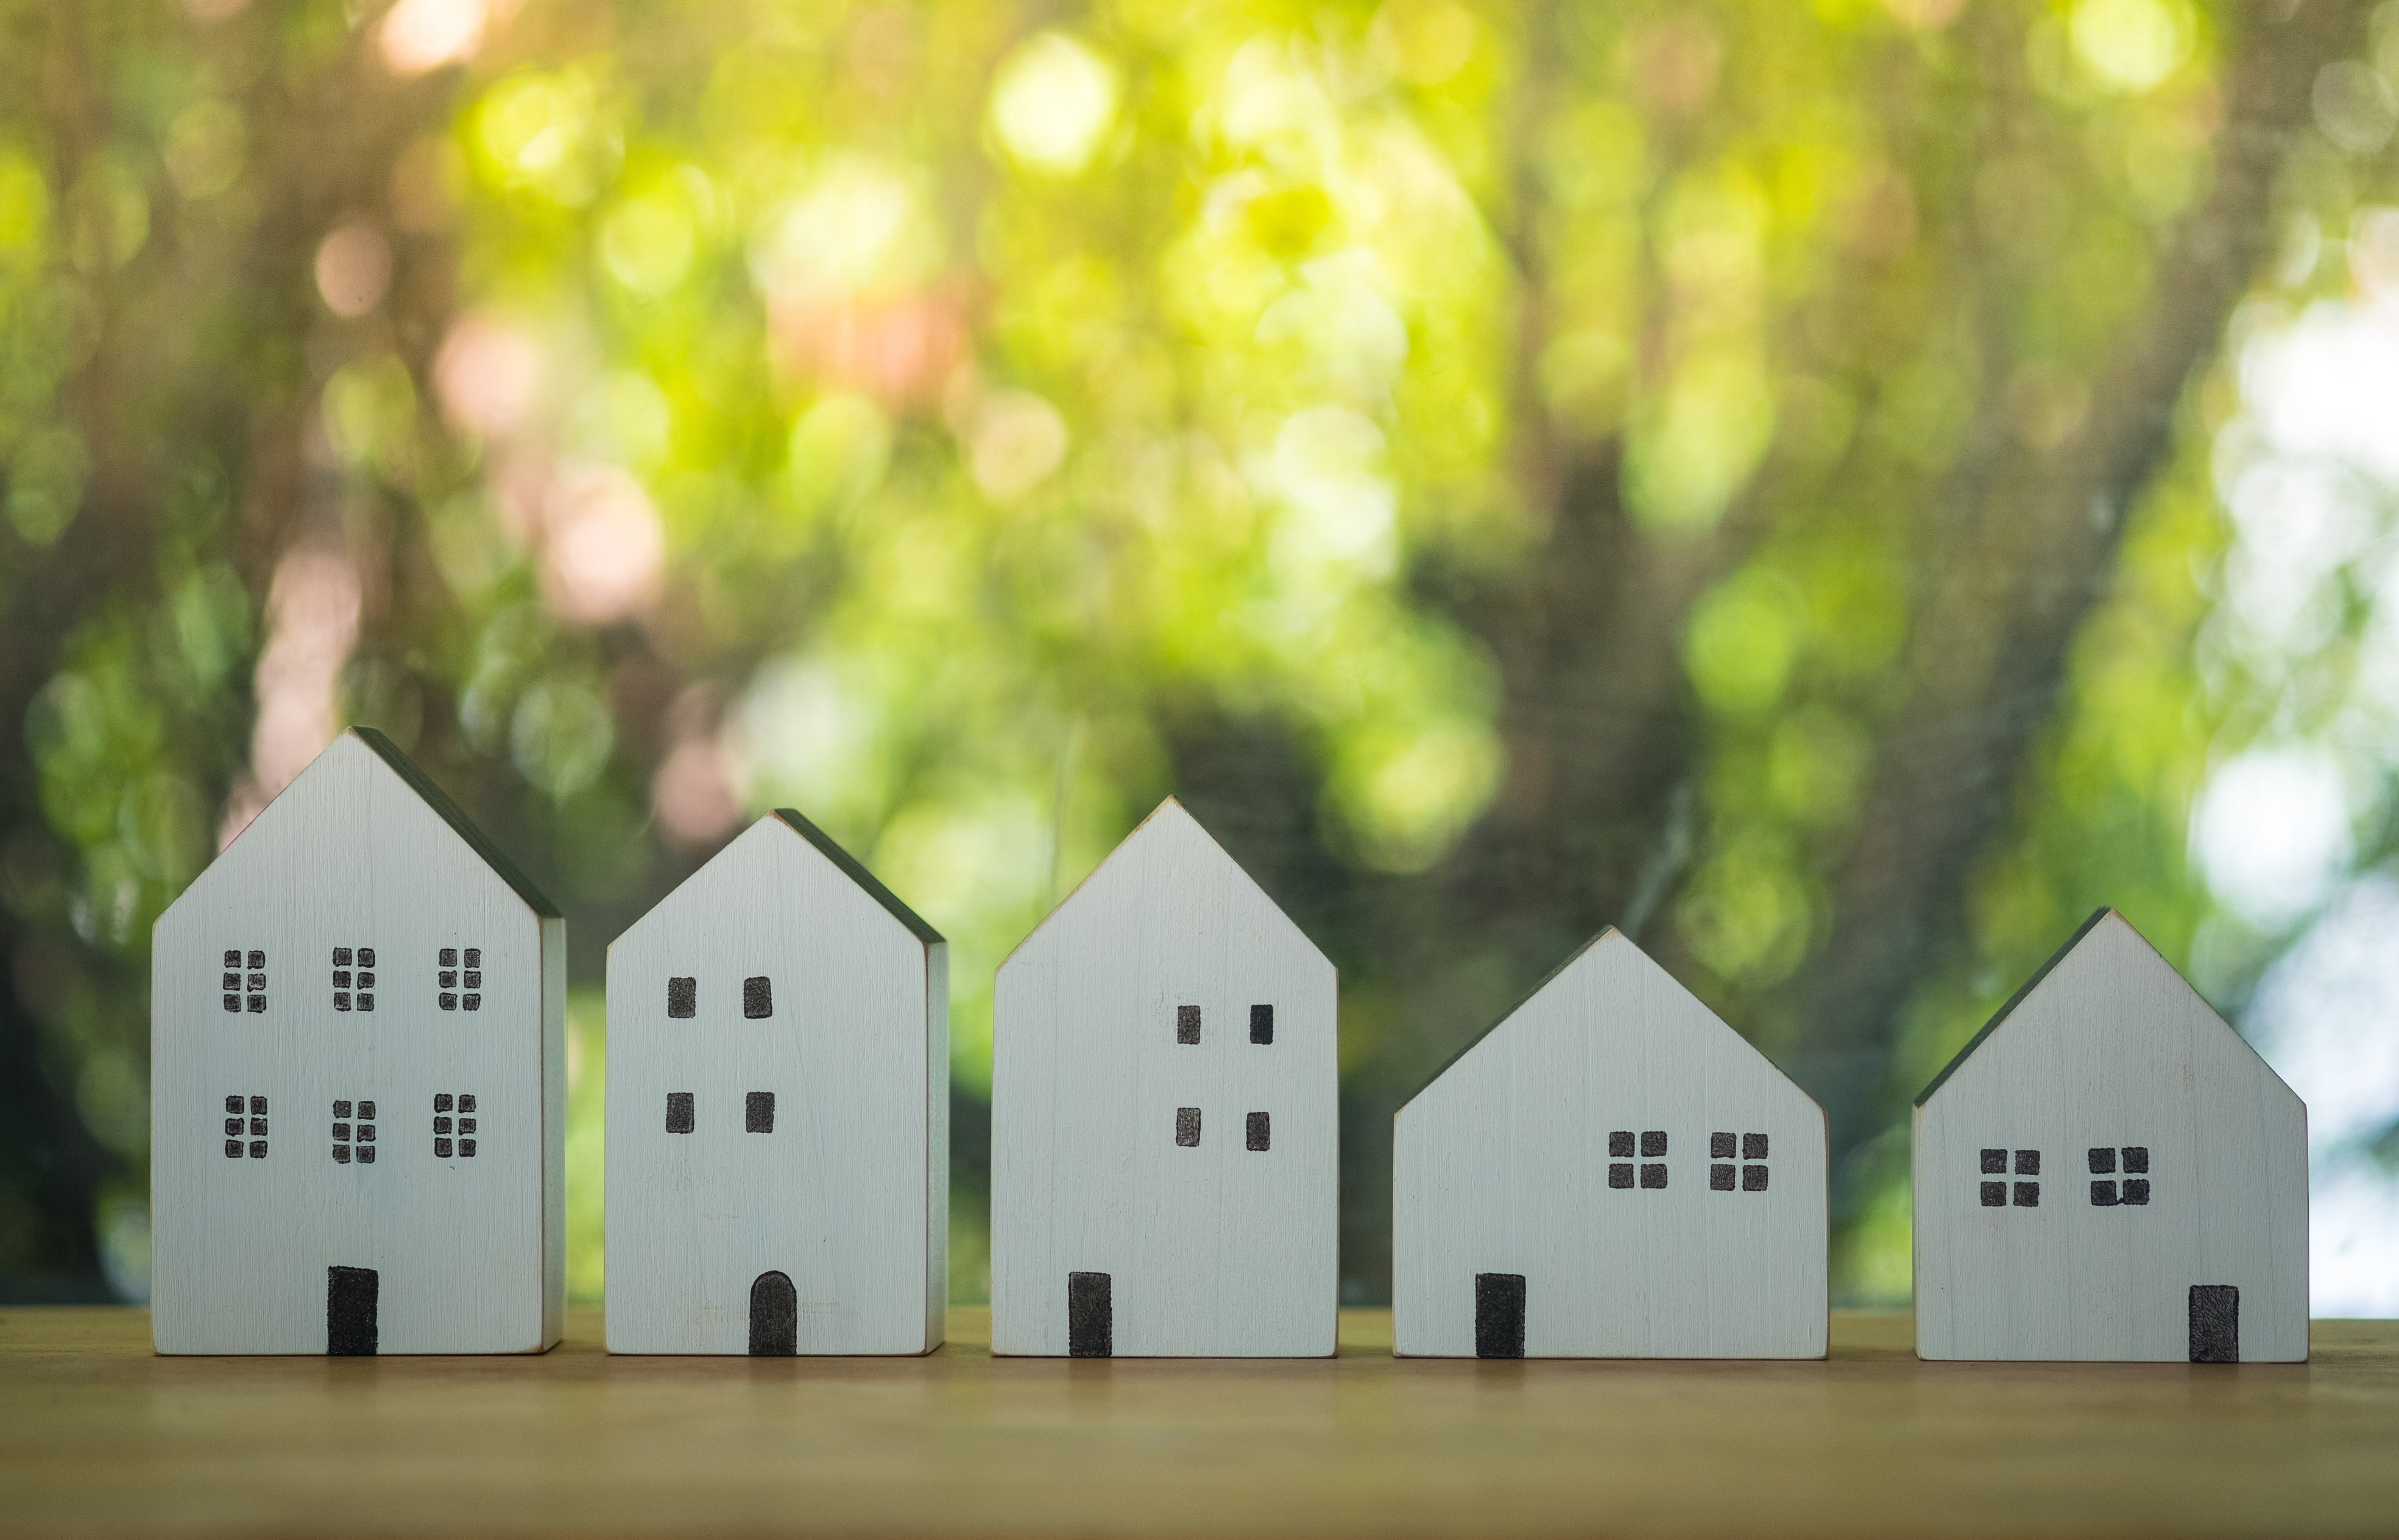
2122 1179 2150 1205
1711 1132 1736 1159
247 950 265 969
357 972 374 989
458 1095 475 1114
357 948 375 969
225 1140 242 1158
249 1118 267 1136
224 950 241 967
1742 1165 1769 1192
333 1145 351 1164
1711 1163 1736 1190
222 995 239 1012
668 977 696 1018
225 1095 243 1114
249 1141 267 1159
665 1092 694 1134
222 972 240 991
225 1118 243 1137
460 1140 475 1157
2088 1147 2116 1174
2091 1181 2119 1206
1608 1164 1635 1189
743 976 772 1019
245 995 266 1013
1246 1111 1270 1151
1175 1106 1201 1147
1640 1164 1669 1189
434 1137 453 1159
464 948 480 968
463 995 479 1011
333 1124 349 1140
356 1146 375 1164
358 1125 375 1142
333 970 352 989
334 993 351 1011
2013 1181 2040 1207
463 972 481 989
1641 1131 1667 1157
440 947 458 967
746 1092 776 1134
1980 1181 2007 1207
1250 1005 1274 1045
1176 1005 1201 1045
439 971 457 989
333 1100 352 1118
1743 1133 1768 1160
358 1101 375 1120
248 973 266 992
1980 1148 2007 1174
434 1117 453 1135
1608 1131 1636 1158
250 1097 267 1115
2015 1150 2040 1176
439 994 458 1012
436 1094 453 1112
358 994 373 1012
334 947 353 967
2122 1146 2149 1174
459 1118 476 1134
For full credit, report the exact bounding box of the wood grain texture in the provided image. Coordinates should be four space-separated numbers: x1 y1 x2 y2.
1394 929 1827 1358
1914 910 2308 1362
604 812 946 1355
149 730 564 1355
991 799 1337 1357
5 1306 2396 1539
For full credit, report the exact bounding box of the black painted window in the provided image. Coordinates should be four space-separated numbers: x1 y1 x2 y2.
433 1091 478 1158
1246 1111 1270 1151
1249 1004 1273 1044
332 1097 376 1164
1980 1147 2040 1206
665 1092 694 1133
2090 1144 2151 1206
746 1091 775 1133
1176 1005 1201 1044
332 945 376 1012
667 977 696 1018
1606 1129 1668 1190
437 946 484 1012
1709 1131 1770 1193
222 1093 267 1157
1175 1106 1201 1146
222 948 267 1014
744 976 772 1019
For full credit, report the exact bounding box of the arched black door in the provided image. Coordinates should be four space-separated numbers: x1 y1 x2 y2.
749 1270 797 1356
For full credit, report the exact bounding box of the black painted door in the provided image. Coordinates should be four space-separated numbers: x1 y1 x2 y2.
1475 1273 1527 1359
327 1265 378 1356
1067 1270 1112 1357
2189 1285 2240 1363
749 1270 797 1355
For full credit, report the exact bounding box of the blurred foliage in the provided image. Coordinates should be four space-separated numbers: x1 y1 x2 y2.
1 0 2391 1304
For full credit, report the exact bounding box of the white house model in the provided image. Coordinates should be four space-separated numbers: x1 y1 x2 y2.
1913 908 2307 1363
604 810 947 1355
990 799 1337 1357
150 728 565 1355
1393 928 1827 1359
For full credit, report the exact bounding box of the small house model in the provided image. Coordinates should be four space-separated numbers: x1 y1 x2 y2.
150 729 564 1355
990 799 1337 1357
1393 928 1827 1359
1913 909 2308 1363
604 810 947 1355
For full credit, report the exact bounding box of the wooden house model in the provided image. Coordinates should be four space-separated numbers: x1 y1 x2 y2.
604 810 947 1355
1913 909 2308 1363
1393 928 1827 1358
150 729 565 1355
989 799 1336 1357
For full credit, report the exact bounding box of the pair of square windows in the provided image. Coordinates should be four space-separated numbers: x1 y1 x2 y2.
1173 1108 1271 1150
666 977 773 1020
663 1091 776 1132
1173 1005 1274 1045
1978 1145 2151 1207
221 1093 267 1157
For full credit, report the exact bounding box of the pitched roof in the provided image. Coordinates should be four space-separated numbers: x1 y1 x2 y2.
771 807 943 945
351 727 562 919
1912 906 2115 1107
1397 927 1623 1111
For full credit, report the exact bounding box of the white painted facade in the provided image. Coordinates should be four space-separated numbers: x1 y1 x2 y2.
604 811 947 1355
1393 929 1828 1359
1914 910 2308 1362
991 799 1337 1357
150 729 565 1355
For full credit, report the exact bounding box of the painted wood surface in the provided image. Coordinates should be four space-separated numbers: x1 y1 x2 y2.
990 799 1337 1357
11 1308 2396 1539
1913 909 2308 1362
605 811 947 1355
149 729 565 1355
1394 928 1827 1359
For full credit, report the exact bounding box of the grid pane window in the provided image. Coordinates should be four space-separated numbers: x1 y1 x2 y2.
1977 1146 2041 1207
333 945 376 1012
1608 1130 1669 1190
2089 1143 2152 1206
221 1093 267 1157
333 1098 377 1164
437 947 485 1012
222 948 267 1013
433 1091 479 1158
1709 1131 1769 1192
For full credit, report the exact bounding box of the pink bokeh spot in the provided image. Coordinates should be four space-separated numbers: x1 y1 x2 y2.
652 738 743 846
436 314 543 439
539 463 665 626
221 547 361 848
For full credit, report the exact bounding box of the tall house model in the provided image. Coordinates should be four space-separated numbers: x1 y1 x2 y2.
604 810 947 1355
150 729 565 1355
1914 909 2308 1363
1394 929 1827 1359
991 799 1336 1357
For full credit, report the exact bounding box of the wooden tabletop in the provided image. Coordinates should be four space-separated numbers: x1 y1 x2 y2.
4 1308 2395 1538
